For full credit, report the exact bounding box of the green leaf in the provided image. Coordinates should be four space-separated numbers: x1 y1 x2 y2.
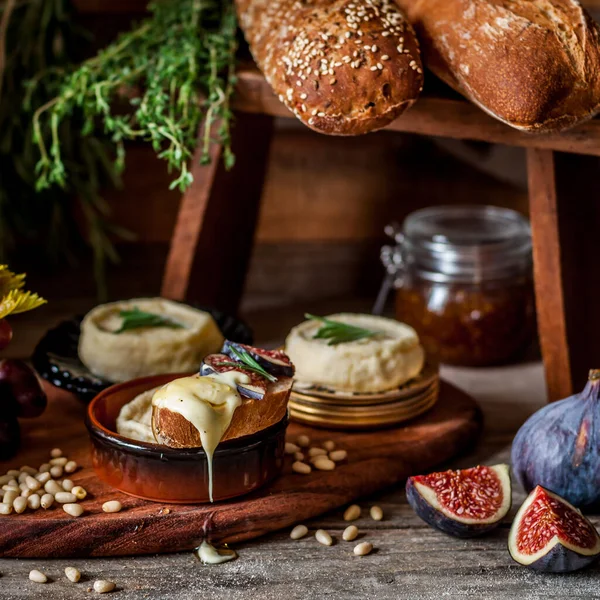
304 314 379 346
115 307 185 333
227 345 277 383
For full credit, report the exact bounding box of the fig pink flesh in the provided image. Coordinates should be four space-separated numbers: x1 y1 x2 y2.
517 487 599 555
414 466 503 520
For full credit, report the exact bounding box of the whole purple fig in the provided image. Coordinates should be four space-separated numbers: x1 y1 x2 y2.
511 369 600 508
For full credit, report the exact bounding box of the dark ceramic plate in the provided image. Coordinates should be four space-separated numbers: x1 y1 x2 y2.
32 305 253 403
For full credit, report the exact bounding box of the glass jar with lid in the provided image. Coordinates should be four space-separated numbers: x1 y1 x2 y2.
380 205 535 367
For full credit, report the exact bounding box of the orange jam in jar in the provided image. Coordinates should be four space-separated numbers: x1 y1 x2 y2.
386 206 534 366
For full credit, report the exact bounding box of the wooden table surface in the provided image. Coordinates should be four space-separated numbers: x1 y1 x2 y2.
1 309 599 599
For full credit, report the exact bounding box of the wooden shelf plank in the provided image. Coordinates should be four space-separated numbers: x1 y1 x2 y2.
233 68 600 156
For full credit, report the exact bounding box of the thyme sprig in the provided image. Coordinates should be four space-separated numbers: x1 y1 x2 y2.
305 313 380 346
33 0 238 195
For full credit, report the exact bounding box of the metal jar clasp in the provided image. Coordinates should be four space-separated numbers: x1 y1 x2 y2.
372 223 406 315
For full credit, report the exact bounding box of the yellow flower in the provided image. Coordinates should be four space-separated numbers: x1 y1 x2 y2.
0 265 47 320
0 265 25 297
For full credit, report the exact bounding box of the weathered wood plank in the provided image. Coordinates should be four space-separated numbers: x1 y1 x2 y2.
233 68 600 157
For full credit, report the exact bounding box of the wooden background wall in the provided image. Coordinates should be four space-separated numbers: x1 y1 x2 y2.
27 0 600 311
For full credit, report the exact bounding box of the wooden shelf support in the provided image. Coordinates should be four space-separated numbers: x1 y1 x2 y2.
161 112 275 314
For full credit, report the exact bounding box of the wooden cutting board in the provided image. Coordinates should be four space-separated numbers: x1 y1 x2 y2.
0 381 481 558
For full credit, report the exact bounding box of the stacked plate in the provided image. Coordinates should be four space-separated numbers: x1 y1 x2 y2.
289 363 440 430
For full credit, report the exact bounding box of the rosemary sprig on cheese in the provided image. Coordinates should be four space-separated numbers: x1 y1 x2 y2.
221 346 277 383
115 307 184 333
305 314 379 346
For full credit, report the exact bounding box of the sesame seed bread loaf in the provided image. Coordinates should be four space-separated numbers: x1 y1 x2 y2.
394 0 600 132
235 0 424 135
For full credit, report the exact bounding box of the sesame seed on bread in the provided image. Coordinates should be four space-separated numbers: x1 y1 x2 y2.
236 0 424 135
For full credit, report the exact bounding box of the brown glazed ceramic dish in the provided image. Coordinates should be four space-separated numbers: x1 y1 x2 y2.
85 373 287 503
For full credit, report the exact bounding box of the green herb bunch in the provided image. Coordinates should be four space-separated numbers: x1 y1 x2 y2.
34 0 238 196
0 0 123 291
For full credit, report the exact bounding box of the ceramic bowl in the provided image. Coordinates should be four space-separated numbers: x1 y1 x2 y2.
85 373 286 504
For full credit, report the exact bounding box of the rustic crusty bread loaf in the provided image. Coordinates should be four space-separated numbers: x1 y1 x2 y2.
235 0 424 135
152 377 292 448
394 0 600 132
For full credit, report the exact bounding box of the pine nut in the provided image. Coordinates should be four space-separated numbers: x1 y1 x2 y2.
65 567 81 582
64 461 78 474
3 483 18 491
354 542 373 556
285 442 300 454
44 480 62 495
21 488 32 499
102 500 122 513
3 490 18 506
50 465 63 478
50 457 68 466
41 493 54 509
344 505 361 521
323 440 336 451
13 496 27 513
329 450 347 462
370 505 383 521
29 569 48 583
0 475 11 485
19 482 28 492
38 463 50 474
62 479 74 492
313 457 335 471
0 503 12 515
18 472 28 484
55 492 77 504
63 503 84 517
292 461 311 474
6 470 20 478
290 524 308 539
72 486 87 500
35 472 51 484
343 525 358 541
296 435 310 448
25 475 41 491
28 494 41 510
315 529 332 546
50 448 63 458
308 447 327 457
93 580 116 593
294 452 304 461
20 466 37 475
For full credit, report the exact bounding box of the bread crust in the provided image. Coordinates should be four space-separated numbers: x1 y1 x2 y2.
236 0 423 135
152 377 292 448
395 0 600 132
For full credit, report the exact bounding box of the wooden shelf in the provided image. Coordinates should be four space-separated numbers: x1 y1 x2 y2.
233 67 600 156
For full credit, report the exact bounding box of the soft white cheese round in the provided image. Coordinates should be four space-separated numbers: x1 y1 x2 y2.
285 313 424 393
78 298 224 382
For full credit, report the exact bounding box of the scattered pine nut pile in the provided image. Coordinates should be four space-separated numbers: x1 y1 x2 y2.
286 434 383 557
0 447 123 517
285 435 347 474
28 566 115 593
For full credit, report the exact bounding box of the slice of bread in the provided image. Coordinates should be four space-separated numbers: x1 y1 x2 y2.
152 376 292 448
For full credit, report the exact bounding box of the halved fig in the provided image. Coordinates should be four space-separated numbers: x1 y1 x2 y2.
406 464 512 538
508 486 600 573
221 341 294 377
200 354 268 400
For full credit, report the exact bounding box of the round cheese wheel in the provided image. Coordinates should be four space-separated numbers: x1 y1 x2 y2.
285 313 424 393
